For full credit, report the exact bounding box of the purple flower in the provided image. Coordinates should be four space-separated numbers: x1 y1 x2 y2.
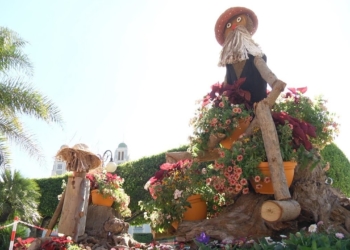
196 232 210 244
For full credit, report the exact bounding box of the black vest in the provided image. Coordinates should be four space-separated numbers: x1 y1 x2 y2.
226 54 267 104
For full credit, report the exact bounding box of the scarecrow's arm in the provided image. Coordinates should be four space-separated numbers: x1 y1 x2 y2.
244 56 287 136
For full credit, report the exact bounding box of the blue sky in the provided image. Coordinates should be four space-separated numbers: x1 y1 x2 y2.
1 0 350 178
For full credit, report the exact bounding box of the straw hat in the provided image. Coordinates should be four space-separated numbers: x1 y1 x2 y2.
56 143 102 172
215 7 258 46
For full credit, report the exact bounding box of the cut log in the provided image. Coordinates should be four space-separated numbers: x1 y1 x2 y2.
58 175 90 240
255 100 291 201
261 200 301 222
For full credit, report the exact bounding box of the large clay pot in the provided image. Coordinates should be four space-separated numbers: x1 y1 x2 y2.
251 161 297 194
220 119 250 149
171 194 207 230
90 189 114 207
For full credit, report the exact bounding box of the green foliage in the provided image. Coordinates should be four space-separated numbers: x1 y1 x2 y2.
117 145 188 225
321 143 350 197
133 233 153 244
0 169 41 224
0 221 28 249
34 175 68 218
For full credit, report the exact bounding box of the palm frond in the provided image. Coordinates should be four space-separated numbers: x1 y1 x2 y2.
0 115 44 163
0 26 33 75
0 77 64 126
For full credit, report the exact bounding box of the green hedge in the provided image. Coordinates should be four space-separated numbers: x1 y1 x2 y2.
320 143 350 197
132 233 153 244
33 175 68 219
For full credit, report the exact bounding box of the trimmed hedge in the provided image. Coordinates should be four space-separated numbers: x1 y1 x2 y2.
133 233 153 244
33 175 68 219
320 143 350 197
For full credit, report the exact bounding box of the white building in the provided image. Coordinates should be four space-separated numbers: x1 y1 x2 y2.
51 160 67 176
114 142 129 165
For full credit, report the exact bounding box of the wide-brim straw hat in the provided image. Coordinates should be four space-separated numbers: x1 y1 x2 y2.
56 143 102 172
215 6 258 46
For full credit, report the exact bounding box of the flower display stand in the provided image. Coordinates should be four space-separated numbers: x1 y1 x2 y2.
90 189 114 207
251 161 297 194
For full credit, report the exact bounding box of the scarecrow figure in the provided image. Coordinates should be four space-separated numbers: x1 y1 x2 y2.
46 143 102 242
215 7 267 105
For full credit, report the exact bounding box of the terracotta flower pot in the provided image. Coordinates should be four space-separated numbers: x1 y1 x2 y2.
171 194 207 230
90 189 114 207
220 119 250 149
251 161 297 194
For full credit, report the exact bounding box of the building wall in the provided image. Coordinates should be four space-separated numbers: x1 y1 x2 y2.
51 161 67 176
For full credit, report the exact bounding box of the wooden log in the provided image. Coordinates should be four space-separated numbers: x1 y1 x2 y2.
165 152 193 163
45 190 66 237
58 175 90 240
207 133 226 149
255 100 291 201
261 200 301 222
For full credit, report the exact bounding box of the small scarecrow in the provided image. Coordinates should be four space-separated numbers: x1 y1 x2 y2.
47 143 102 241
215 7 267 105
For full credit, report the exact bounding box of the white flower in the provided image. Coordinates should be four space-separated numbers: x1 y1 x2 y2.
173 189 183 199
308 224 317 233
201 168 207 174
335 233 344 239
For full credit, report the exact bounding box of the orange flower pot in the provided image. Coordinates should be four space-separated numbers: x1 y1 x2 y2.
91 189 114 207
251 161 297 194
182 194 207 221
171 194 207 230
220 119 250 149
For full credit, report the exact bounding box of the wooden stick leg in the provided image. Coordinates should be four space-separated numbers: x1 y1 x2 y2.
45 190 66 237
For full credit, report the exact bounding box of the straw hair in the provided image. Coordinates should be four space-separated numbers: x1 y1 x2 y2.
56 143 102 172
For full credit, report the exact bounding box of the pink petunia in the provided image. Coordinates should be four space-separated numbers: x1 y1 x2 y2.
235 167 243 175
240 178 248 185
211 118 218 124
237 155 243 161
264 177 271 183
242 188 249 194
219 150 225 158
254 176 261 182
255 184 263 189
235 184 242 191
227 166 233 172
225 119 231 125
219 102 224 108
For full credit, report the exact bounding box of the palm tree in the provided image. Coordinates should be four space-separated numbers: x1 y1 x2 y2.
0 26 63 164
0 169 41 224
